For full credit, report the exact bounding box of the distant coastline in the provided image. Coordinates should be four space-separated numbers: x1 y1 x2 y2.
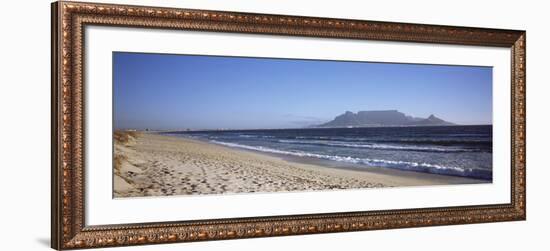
129 124 492 134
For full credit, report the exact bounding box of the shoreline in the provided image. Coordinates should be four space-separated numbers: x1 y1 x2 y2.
114 133 488 198
209 139 486 185
274 153 487 185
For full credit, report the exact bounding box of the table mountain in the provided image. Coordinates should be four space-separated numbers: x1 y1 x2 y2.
316 110 454 127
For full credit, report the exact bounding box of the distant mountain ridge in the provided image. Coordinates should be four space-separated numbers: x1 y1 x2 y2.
316 110 455 128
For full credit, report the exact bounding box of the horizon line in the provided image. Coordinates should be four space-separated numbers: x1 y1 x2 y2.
116 124 494 132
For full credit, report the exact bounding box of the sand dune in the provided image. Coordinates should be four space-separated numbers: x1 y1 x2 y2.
114 133 485 198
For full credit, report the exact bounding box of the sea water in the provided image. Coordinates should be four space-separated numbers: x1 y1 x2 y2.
163 125 492 180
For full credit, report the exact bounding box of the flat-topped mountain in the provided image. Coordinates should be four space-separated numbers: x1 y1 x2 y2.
316 110 455 128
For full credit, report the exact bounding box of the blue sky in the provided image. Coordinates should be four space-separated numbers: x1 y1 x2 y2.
113 52 492 130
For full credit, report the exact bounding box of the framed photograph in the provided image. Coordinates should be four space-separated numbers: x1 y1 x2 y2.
51 1 526 249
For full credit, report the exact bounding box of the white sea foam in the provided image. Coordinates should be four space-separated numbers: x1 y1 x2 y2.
210 140 477 177
276 139 476 152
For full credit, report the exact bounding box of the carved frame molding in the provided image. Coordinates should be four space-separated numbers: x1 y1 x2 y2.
51 1 526 249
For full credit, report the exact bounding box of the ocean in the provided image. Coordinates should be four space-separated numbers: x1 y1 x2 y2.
162 125 492 180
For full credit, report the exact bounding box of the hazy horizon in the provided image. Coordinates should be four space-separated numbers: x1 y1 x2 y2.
114 52 492 130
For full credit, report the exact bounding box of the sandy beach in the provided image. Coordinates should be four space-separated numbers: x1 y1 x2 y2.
113 132 486 198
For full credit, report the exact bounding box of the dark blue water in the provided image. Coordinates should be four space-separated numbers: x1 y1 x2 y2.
162 125 492 180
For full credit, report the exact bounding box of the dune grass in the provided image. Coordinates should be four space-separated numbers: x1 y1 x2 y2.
113 130 139 174
114 130 138 145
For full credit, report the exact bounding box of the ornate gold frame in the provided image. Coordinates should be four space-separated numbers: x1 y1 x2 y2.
51 1 526 249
